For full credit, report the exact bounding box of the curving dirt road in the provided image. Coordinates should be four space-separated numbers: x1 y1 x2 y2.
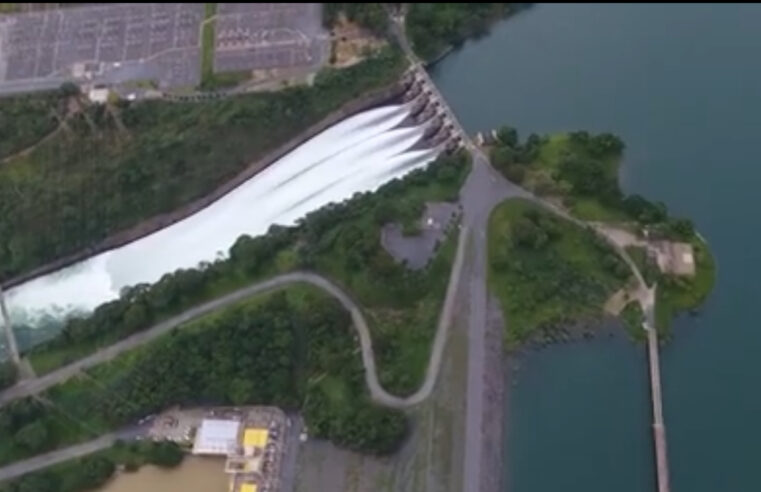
0 229 469 482
0 231 468 409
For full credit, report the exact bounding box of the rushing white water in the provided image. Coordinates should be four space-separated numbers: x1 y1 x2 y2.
5 104 440 329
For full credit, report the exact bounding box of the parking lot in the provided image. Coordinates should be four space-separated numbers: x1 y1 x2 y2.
0 3 204 92
214 3 328 74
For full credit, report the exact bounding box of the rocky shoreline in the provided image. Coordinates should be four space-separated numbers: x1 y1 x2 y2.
513 316 631 353
480 295 507 492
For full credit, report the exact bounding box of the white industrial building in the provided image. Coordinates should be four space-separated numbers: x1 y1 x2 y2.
192 419 241 456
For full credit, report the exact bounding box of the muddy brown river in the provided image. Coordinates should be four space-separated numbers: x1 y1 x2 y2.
96 457 228 492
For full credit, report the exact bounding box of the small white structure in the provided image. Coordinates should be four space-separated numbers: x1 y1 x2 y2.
88 88 110 104
192 419 241 455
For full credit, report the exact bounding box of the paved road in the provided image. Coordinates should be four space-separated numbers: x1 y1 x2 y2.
0 424 144 482
0 264 467 409
642 285 670 492
459 154 530 492
279 413 304 492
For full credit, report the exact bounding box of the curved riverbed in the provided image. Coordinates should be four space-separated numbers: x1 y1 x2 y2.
5 103 438 333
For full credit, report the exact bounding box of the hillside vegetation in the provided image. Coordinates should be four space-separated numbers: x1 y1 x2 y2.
26 152 470 397
1 288 407 467
488 199 629 348
406 3 529 62
490 126 716 337
0 48 406 282
0 90 67 160
323 3 389 36
0 441 184 492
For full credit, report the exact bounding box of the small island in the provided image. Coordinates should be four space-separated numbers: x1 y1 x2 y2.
483 125 716 344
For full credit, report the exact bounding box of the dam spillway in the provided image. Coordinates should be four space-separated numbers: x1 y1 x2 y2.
3 103 440 343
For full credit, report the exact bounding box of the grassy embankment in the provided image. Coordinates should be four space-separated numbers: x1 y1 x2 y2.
0 47 406 282
26 152 470 399
198 3 250 91
488 199 630 349
489 127 716 339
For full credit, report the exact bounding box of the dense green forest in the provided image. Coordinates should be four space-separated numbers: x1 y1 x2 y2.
26 151 470 396
488 199 630 348
0 289 406 467
323 3 389 36
490 126 716 337
0 440 184 492
0 48 406 281
406 3 529 61
490 125 696 237
0 90 66 160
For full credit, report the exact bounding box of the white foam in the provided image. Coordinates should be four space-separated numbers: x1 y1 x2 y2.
6 104 439 328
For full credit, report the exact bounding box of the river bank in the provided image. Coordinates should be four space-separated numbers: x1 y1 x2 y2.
1 83 407 291
94 457 227 492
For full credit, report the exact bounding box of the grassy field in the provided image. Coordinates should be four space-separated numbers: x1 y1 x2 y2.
569 197 630 222
527 132 629 222
488 199 629 348
533 132 619 180
199 5 217 89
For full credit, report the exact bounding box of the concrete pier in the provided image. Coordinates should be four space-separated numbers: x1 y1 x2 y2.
646 321 670 492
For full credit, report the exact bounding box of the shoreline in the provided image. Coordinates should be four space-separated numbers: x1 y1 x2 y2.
2 82 406 291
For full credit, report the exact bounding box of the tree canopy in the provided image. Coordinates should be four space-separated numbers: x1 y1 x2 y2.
0 441 184 492
406 4 529 61
0 290 408 467
323 3 389 36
